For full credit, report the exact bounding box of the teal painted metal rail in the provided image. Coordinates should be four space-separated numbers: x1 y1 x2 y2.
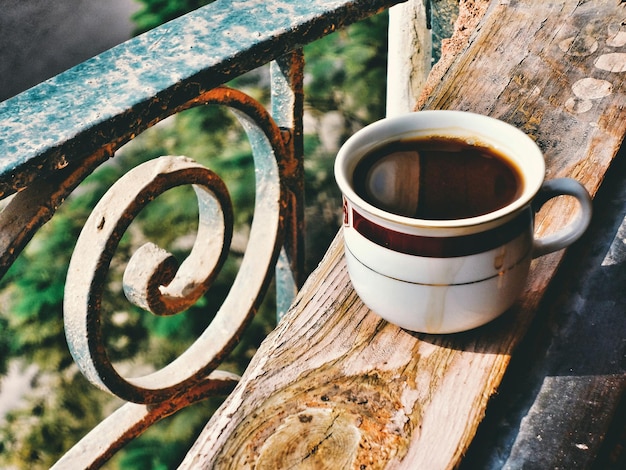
0 0 399 197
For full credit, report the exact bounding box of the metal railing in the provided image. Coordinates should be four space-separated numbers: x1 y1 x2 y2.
0 0 406 466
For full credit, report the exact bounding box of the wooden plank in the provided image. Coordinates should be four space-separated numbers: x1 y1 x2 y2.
181 1 626 468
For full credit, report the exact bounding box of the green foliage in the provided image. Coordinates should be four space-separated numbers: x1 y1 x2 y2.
3 215 79 371
131 0 217 35
113 437 177 470
0 316 11 375
0 370 111 469
304 12 389 133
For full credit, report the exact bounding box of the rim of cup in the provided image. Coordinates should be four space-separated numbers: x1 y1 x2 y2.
335 110 546 231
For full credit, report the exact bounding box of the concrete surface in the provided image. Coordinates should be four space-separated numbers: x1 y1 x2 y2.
0 0 140 101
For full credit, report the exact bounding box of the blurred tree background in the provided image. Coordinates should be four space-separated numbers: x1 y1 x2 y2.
0 0 388 468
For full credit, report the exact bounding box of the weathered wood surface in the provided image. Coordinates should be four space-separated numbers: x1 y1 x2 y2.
386 0 431 116
181 1 626 468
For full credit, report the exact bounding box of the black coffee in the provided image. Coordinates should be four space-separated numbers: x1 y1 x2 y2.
353 136 523 220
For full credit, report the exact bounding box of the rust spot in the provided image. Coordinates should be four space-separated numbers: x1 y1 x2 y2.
494 251 505 270
97 217 105 230
298 414 313 423
280 128 292 145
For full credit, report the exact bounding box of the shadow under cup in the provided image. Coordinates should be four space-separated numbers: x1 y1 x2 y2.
335 111 591 334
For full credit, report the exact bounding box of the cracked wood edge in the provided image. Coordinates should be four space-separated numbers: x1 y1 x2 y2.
415 0 492 110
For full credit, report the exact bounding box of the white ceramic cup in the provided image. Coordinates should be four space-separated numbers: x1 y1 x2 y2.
335 110 592 334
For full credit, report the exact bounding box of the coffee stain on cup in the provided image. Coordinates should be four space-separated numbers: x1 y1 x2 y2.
425 286 448 333
424 258 465 333
494 246 506 271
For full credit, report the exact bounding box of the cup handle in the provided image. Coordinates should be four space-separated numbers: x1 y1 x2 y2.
531 178 593 258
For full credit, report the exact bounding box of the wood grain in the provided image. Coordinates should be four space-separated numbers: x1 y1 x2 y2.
181 1 626 468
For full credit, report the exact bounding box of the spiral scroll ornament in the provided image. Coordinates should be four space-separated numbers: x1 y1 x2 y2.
63 88 288 404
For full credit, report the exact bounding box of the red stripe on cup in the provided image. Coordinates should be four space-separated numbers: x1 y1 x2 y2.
350 208 531 258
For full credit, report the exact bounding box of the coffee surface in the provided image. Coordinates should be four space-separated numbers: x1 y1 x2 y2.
353 136 522 220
